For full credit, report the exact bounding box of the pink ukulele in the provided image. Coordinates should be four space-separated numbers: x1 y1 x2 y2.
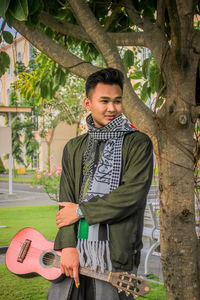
6 227 150 297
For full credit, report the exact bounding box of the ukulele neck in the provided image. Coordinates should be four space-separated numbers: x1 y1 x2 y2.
54 254 110 282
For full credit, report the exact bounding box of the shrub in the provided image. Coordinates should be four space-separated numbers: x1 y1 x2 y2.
31 165 61 201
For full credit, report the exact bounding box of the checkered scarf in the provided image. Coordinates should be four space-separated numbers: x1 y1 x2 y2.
77 114 137 272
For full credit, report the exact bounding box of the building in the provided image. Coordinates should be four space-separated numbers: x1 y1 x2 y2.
0 36 77 170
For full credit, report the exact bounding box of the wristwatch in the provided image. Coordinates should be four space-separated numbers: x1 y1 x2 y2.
76 206 84 218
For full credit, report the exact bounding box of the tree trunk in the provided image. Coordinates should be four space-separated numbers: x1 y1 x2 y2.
157 61 200 298
45 128 55 171
159 138 200 299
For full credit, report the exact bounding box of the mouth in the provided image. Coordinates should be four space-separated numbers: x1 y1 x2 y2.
105 115 115 120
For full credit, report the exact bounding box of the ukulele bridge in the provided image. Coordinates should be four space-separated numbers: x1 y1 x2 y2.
17 239 31 263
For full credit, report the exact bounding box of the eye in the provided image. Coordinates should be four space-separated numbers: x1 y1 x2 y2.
115 100 122 104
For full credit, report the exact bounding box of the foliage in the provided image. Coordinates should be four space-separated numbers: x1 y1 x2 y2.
0 157 6 173
24 117 39 168
8 90 24 166
31 166 62 201
130 51 164 108
13 52 86 134
0 51 10 77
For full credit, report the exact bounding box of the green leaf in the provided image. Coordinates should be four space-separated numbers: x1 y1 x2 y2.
0 0 10 18
130 70 143 80
140 81 149 102
133 82 141 90
60 69 66 86
9 0 28 21
123 49 134 72
2 30 13 44
149 62 160 94
0 51 10 77
142 57 151 79
54 68 62 85
28 0 43 15
40 83 48 98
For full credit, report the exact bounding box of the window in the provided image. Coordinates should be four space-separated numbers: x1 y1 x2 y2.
29 43 35 60
31 114 38 131
17 51 23 62
32 151 39 169
6 65 11 77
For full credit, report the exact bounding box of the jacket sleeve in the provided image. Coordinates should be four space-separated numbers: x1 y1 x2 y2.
54 143 77 250
80 133 153 225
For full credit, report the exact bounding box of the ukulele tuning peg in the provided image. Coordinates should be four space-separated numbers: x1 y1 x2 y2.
125 291 130 296
118 289 122 293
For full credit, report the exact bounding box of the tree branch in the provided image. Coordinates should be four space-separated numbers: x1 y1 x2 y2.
156 0 166 31
11 20 98 79
68 0 156 138
39 11 90 42
165 0 194 51
40 11 151 48
68 0 124 69
104 5 121 31
122 0 154 31
192 31 200 54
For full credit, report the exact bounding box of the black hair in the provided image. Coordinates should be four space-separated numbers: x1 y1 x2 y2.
85 68 124 98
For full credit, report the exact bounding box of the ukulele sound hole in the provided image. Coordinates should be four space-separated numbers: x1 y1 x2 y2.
42 252 55 266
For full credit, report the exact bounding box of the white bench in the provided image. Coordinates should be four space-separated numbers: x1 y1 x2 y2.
143 185 160 275
143 186 200 275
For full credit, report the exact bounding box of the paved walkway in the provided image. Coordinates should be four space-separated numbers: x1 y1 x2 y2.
0 185 163 281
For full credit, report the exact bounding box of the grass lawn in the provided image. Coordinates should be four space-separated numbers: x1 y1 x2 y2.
0 264 51 300
0 263 166 300
0 205 58 246
0 177 31 182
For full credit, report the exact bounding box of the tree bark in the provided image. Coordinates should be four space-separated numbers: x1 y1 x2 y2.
159 137 200 299
156 50 200 297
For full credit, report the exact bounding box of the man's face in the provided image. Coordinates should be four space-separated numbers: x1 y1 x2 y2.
84 82 123 128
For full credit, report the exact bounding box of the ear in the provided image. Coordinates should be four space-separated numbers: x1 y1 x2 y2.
83 97 91 111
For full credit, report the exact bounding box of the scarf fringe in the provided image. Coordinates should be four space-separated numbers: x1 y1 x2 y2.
77 239 112 273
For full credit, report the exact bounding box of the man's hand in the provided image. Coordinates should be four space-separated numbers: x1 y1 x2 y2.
56 202 79 228
60 248 80 287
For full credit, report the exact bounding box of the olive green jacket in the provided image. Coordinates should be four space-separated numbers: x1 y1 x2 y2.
54 131 153 271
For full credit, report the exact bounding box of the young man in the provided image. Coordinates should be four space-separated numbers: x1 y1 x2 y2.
47 68 153 300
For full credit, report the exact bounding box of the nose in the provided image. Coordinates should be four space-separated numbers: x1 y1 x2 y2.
107 102 115 112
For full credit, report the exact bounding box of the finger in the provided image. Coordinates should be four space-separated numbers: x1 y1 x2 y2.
73 265 80 287
63 266 70 277
60 264 64 274
57 222 66 228
56 215 61 222
68 268 73 278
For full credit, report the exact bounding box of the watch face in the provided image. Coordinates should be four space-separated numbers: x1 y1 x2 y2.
77 207 83 217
